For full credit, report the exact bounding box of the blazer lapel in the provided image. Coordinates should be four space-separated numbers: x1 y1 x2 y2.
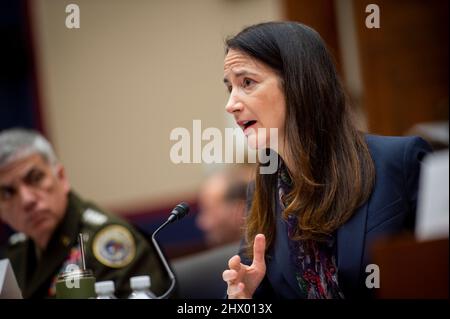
337 203 368 298
271 190 302 297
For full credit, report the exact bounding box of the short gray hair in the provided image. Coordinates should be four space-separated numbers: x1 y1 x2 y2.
0 128 58 168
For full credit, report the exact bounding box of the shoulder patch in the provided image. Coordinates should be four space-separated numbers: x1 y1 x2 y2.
8 232 27 245
82 208 108 226
92 225 136 268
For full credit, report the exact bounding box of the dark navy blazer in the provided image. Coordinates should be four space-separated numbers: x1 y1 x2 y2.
240 135 432 299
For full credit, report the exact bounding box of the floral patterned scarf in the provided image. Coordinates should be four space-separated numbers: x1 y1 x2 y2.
277 159 344 299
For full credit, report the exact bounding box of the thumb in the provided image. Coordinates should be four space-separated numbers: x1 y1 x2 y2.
251 234 266 269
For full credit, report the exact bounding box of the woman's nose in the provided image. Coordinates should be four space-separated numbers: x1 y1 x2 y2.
225 92 243 114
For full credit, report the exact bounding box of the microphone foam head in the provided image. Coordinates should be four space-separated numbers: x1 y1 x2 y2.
175 202 190 218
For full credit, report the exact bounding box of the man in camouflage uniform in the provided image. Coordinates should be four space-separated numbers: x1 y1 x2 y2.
0 129 169 298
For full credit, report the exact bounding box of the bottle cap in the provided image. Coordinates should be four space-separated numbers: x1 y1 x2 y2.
95 280 115 294
130 276 151 290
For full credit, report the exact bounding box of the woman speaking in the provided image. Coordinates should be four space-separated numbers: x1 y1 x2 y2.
221 21 431 299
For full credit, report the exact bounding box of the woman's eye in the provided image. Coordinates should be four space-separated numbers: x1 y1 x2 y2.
243 78 255 88
226 85 232 93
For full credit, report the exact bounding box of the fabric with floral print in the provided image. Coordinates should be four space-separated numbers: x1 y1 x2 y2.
277 159 344 299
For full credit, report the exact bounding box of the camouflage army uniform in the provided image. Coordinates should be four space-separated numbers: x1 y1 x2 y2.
1 192 169 298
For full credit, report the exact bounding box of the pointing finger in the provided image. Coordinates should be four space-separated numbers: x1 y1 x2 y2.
252 234 266 269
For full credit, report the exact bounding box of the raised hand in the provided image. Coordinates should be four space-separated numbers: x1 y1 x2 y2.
222 234 266 299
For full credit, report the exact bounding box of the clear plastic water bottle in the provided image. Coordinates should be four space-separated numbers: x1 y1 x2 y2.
128 276 157 299
95 280 117 299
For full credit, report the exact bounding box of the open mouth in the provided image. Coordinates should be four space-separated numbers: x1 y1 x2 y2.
240 120 257 132
243 120 256 129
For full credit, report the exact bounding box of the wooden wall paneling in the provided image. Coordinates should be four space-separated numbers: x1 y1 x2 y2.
353 0 449 135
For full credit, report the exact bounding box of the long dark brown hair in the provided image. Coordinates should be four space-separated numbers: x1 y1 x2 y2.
226 22 375 257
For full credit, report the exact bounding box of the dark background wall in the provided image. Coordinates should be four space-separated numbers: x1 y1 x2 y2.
284 0 449 136
0 0 43 133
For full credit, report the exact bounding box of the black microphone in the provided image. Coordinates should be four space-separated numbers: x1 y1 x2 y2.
167 202 190 223
151 202 190 299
